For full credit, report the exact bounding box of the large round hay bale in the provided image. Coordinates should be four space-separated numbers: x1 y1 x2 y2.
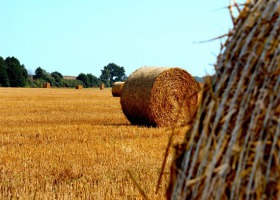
120 67 200 127
112 82 125 97
168 1 280 199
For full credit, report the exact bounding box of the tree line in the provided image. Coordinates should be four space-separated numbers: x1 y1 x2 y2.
0 56 127 88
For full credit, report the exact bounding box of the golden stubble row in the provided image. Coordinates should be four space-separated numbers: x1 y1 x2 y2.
0 88 187 199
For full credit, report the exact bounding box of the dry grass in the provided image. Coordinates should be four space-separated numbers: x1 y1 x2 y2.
0 87 187 199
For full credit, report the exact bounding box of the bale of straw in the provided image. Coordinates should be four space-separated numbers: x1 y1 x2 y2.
120 67 200 127
100 83 105 90
43 83 50 88
112 82 125 97
168 1 280 199
76 85 83 89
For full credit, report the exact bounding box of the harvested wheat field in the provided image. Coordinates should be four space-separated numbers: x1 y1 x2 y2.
0 87 188 199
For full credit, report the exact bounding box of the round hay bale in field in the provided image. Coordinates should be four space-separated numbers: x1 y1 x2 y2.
43 83 51 88
120 67 200 127
112 82 125 97
100 83 105 90
76 85 83 89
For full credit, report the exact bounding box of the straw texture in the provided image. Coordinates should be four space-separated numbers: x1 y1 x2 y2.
168 1 280 199
120 67 199 127
100 83 105 90
43 83 51 88
76 85 83 89
112 82 125 97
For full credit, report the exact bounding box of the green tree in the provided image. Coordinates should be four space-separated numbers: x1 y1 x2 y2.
76 73 90 88
99 63 126 87
87 73 99 87
45 74 55 87
99 68 110 87
5 57 28 87
51 71 63 87
34 67 47 80
61 79 83 88
51 71 63 80
21 64 28 79
0 56 9 87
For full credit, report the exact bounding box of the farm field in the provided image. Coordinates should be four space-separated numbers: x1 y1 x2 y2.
0 88 188 199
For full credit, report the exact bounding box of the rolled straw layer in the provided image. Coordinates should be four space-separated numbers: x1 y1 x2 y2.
112 82 125 97
121 67 199 127
168 1 280 199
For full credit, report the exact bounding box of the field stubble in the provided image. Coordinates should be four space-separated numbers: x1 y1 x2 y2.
0 88 187 199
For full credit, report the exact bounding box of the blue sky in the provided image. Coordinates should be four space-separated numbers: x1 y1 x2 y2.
0 0 244 77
